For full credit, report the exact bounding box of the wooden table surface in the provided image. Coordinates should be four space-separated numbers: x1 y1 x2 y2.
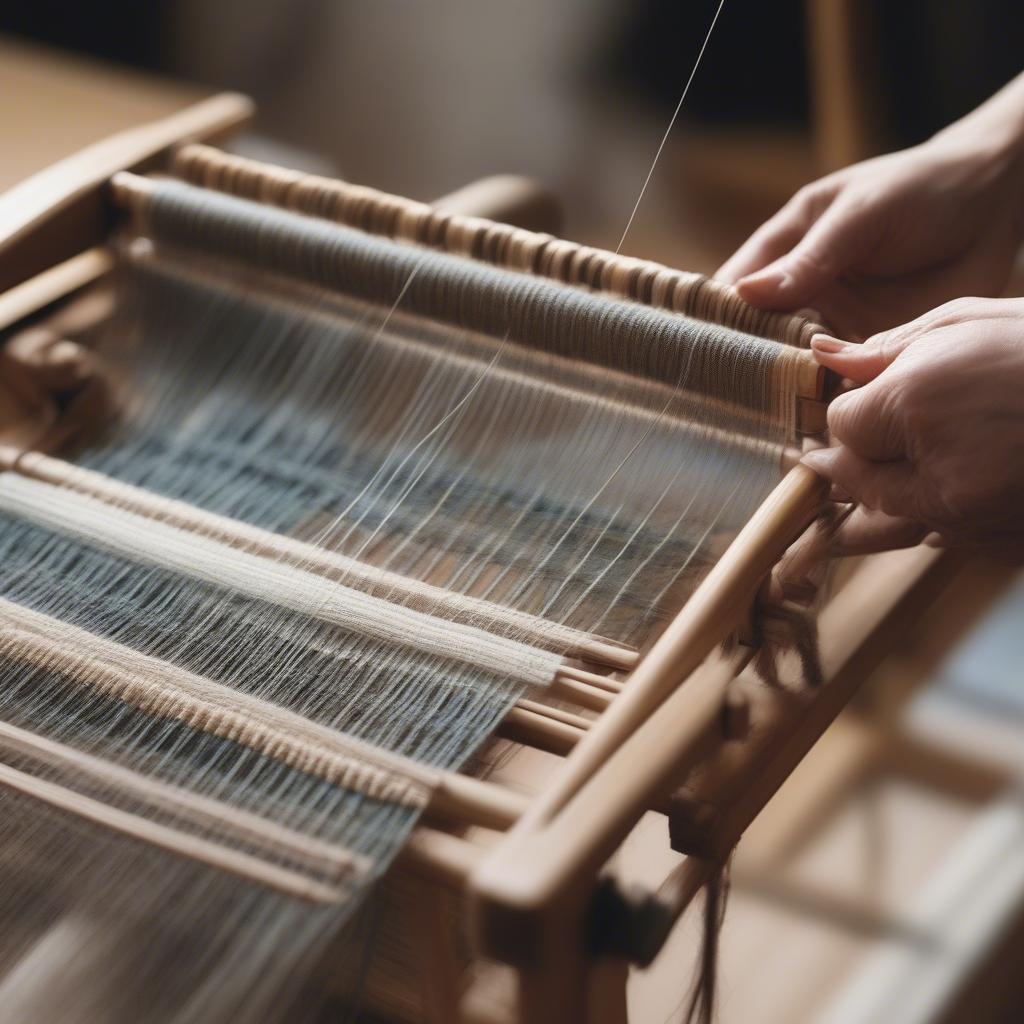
0 36 206 192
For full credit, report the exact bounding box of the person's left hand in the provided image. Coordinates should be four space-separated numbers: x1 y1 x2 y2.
802 296 1024 562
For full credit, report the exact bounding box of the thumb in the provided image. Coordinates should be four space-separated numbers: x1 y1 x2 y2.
802 446 922 519
809 328 915 384
736 201 868 310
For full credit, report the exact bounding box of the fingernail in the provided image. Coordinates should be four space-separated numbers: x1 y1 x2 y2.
739 266 791 294
800 448 833 476
811 333 853 354
801 446 831 466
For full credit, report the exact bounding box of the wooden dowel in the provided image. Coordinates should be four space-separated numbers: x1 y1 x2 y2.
428 772 528 833
0 248 114 334
497 708 585 758
397 827 485 889
550 676 614 712
0 718 367 880
557 665 624 693
0 760 344 904
514 700 592 732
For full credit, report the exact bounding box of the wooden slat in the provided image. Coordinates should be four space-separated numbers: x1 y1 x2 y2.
667 546 965 860
0 248 114 334
0 93 252 296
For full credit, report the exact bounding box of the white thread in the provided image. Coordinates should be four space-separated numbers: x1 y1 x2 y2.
0 474 561 687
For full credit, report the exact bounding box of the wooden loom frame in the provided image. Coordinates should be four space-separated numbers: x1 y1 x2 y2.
0 94 967 1024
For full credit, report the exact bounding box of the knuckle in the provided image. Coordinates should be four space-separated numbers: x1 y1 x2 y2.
938 483 975 522
790 181 835 221
825 392 856 438
925 296 982 330
788 244 833 278
941 295 977 315
891 367 940 441
877 332 908 366
834 188 873 218
790 184 820 212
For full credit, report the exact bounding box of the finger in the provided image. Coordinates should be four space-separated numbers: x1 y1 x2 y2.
812 296 989 379
736 198 873 310
717 219 805 284
829 506 926 556
802 446 923 519
810 331 916 384
717 182 837 285
825 381 907 461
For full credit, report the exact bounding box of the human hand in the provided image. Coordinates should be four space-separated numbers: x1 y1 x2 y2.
718 121 1024 341
802 297 1024 562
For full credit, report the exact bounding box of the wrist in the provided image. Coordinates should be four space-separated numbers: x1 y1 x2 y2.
930 72 1024 197
927 105 1024 235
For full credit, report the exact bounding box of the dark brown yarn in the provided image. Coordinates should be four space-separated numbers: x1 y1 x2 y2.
692 506 849 1019
749 500 852 688
683 856 732 1024
753 602 825 688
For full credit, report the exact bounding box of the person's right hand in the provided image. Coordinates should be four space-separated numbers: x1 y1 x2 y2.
802 296 1024 563
717 113 1024 341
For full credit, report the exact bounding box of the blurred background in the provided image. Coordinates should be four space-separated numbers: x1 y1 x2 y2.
4 0 1024 266
2 2 1024 1022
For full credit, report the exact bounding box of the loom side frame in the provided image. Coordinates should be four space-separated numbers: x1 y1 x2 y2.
0 93 253 298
